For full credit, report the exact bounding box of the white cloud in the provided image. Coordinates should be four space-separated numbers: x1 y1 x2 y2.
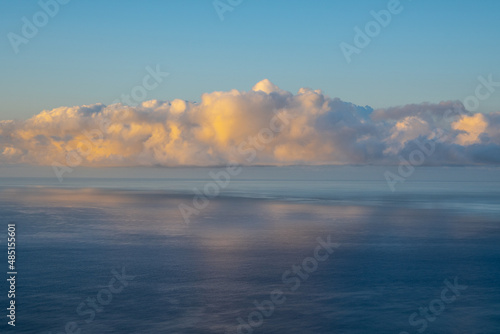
1 80 500 166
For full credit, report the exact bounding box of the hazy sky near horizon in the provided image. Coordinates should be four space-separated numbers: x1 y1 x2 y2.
1 0 500 120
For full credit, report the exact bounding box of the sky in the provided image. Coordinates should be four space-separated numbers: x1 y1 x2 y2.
2 79 500 168
1 0 500 169
1 0 500 121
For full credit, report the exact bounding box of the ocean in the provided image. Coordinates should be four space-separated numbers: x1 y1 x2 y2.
1 166 499 333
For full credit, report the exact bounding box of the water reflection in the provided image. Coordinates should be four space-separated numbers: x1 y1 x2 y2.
0 186 499 333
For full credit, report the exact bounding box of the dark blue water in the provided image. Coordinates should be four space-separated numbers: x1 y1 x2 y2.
0 166 499 333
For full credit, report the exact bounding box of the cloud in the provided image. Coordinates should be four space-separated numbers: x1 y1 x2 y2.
1 79 500 167
452 113 488 145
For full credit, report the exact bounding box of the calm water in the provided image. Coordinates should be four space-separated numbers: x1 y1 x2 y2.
0 166 499 333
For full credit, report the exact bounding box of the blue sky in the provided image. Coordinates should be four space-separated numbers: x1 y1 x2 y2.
1 0 500 120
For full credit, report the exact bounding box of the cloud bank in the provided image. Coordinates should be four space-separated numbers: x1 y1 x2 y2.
1 79 500 167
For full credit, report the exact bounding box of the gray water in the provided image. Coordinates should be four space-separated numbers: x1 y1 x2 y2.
1 166 499 333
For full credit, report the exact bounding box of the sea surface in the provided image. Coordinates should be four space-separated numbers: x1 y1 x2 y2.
0 166 499 333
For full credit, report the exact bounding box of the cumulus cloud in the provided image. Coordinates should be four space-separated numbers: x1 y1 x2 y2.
1 79 500 167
